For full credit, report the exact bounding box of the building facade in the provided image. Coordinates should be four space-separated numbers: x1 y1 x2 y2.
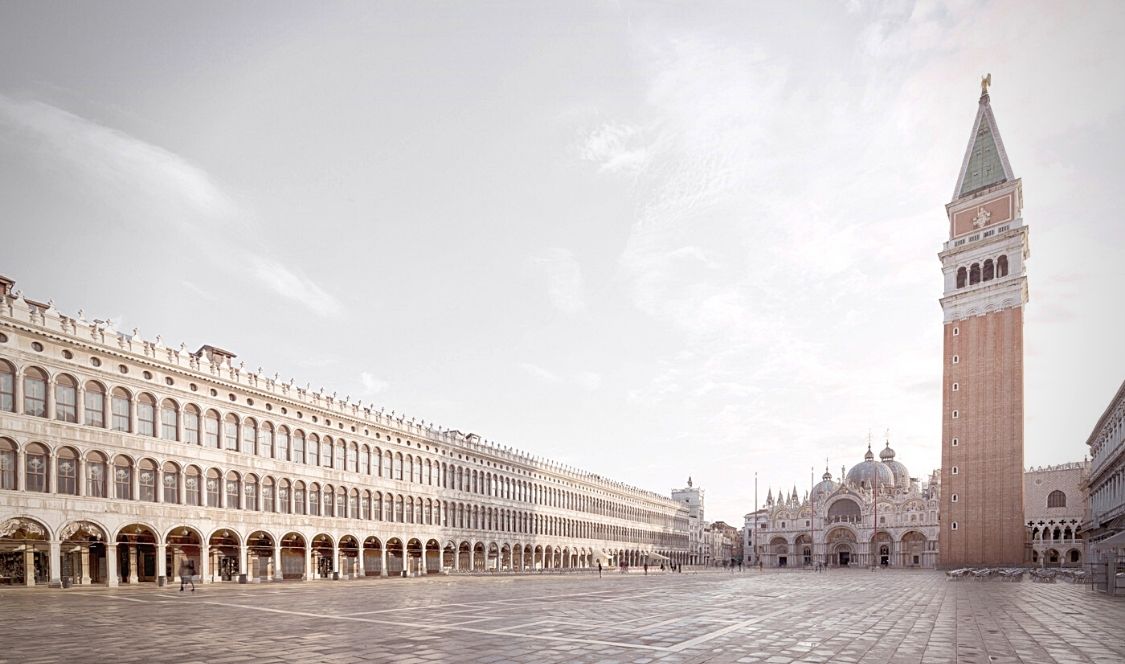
938 79 1029 567
1024 461 1089 567
1084 380 1125 568
0 276 690 587
759 442 941 569
742 508 768 566
671 478 706 565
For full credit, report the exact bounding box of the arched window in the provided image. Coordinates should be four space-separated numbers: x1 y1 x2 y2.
323 484 335 517
161 399 179 440
206 469 221 507
84 381 106 427
0 361 14 412
308 434 320 467
114 456 133 500
204 410 220 448
395 495 404 522
111 387 131 432
969 263 981 285
276 426 289 461
57 447 78 495
293 430 306 464
183 405 201 444
997 254 1009 277
86 451 107 497
23 367 48 417
982 259 994 281
185 466 201 506
361 445 370 475
236 416 252 453
261 477 274 512
361 490 371 520
383 451 392 478
375 492 384 520
258 422 273 459
294 481 307 515
25 443 48 492
345 488 355 518
348 443 358 472
308 483 321 516
137 394 157 436
322 437 334 468
138 459 158 502
278 479 290 514
1047 490 1067 508
163 462 180 503
55 374 78 423
395 453 404 481
226 472 242 509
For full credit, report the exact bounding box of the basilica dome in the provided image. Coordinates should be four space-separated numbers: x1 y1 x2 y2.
810 468 837 502
845 446 895 490
879 442 911 490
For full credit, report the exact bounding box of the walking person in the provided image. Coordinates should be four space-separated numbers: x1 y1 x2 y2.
643 562 648 576
179 560 195 592
597 560 602 578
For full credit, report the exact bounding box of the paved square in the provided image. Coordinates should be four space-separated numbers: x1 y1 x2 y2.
0 570 1121 663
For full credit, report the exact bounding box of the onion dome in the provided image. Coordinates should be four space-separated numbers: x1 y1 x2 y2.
811 466 837 502
879 441 911 490
846 444 894 490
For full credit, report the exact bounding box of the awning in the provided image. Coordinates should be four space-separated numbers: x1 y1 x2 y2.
645 551 670 561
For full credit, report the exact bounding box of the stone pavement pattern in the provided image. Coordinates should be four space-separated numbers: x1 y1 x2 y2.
0 570 1122 663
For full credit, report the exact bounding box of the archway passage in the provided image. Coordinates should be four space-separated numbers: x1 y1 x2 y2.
363 537 383 577
246 531 275 580
209 530 241 581
281 532 307 580
826 527 857 567
425 539 441 574
385 538 404 576
0 518 50 586
407 539 424 577
311 534 334 579
164 526 202 584
59 521 109 586
900 531 926 567
116 524 158 583
339 536 360 578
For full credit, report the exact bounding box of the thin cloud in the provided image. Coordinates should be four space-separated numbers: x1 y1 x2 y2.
520 363 601 392
359 371 389 396
248 254 344 319
0 95 236 221
529 248 587 315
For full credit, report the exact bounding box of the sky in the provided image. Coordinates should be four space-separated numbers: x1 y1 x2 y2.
1 1 1123 525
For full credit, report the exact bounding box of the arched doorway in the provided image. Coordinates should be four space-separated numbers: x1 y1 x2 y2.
164 526 202 584
900 531 926 567
385 538 404 576
794 534 812 567
425 539 441 574
406 539 424 577
311 534 334 578
60 521 109 585
363 537 382 576
0 517 50 586
457 541 471 571
116 524 158 583
769 537 788 568
280 532 306 579
873 531 893 567
208 529 240 582
826 527 856 567
246 531 275 580
339 536 360 578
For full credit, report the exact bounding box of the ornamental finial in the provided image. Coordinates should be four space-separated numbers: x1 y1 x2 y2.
981 73 992 97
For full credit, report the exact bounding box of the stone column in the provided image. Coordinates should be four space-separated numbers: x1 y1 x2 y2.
48 540 62 587
380 546 388 577
468 547 475 572
80 546 91 585
46 381 55 421
273 541 284 581
77 457 86 497
331 542 339 577
76 386 85 425
199 544 209 584
176 406 185 444
156 541 167 585
127 545 139 584
131 469 140 504
238 543 248 580
178 472 186 506
47 451 57 494
357 546 366 578
106 543 119 587
16 450 25 491
13 373 22 420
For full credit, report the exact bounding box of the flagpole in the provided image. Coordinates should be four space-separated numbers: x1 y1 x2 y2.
754 471 758 570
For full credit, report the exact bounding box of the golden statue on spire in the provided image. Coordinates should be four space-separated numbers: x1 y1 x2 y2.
981 73 992 96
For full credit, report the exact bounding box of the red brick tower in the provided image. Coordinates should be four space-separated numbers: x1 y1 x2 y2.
938 77 1029 567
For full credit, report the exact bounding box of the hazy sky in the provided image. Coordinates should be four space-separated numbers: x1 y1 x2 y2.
1 1 1123 524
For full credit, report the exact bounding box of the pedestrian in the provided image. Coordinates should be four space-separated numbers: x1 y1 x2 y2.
597 560 602 578
758 560 763 573
643 562 648 576
179 560 195 592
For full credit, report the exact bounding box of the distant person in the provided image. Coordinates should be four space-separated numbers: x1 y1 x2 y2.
179 560 195 592
597 561 602 578
643 562 648 576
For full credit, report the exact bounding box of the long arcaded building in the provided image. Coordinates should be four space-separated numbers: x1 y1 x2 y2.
0 276 689 587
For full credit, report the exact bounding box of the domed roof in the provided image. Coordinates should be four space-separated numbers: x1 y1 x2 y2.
811 466 837 502
879 441 911 489
846 445 894 489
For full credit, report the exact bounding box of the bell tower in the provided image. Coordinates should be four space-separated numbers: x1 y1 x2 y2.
937 76 1029 567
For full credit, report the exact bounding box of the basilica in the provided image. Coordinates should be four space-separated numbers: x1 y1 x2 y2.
750 442 941 569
